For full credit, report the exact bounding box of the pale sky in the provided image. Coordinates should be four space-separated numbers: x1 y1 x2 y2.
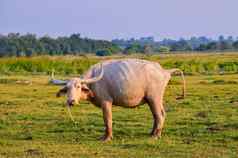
1 0 238 40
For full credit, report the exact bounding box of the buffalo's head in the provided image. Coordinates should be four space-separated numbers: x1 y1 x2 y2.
53 64 104 106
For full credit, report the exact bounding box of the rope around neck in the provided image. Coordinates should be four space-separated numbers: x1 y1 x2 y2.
66 106 79 125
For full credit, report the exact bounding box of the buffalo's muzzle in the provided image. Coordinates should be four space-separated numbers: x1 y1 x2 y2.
67 100 75 106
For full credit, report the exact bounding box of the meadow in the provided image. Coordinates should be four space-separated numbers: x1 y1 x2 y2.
0 53 238 158
0 52 238 76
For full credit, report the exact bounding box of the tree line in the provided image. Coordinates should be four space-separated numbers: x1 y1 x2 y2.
0 33 120 57
112 36 238 53
1 33 238 57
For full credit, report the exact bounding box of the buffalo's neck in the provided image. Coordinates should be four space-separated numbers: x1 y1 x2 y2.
86 94 101 107
87 95 95 103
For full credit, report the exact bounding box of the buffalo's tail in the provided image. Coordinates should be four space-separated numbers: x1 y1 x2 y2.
167 68 186 99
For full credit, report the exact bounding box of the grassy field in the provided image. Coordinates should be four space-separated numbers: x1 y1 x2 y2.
0 54 238 157
0 52 238 75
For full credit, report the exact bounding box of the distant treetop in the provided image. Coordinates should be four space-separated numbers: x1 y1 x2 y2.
1 33 238 57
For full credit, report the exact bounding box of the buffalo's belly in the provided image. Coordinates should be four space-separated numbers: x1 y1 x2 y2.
110 85 146 107
113 97 145 107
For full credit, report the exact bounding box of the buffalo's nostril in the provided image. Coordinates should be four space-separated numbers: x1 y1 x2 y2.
68 100 75 106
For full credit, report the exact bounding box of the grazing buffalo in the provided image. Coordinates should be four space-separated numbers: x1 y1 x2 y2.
54 59 185 141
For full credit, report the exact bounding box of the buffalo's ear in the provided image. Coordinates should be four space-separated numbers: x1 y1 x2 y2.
56 87 67 97
81 85 95 98
81 84 90 92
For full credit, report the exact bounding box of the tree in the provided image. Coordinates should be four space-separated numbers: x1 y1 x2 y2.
218 41 232 51
158 46 170 53
233 41 238 49
123 44 143 54
219 35 225 42
196 44 207 51
170 39 192 51
143 45 153 55
206 42 217 51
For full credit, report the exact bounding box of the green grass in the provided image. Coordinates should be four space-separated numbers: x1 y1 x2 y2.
0 73 238 158
1 53 238 75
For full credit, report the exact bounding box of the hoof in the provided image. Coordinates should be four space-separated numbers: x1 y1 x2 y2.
99 135 113 142
150 129 162 139
151 134 161 140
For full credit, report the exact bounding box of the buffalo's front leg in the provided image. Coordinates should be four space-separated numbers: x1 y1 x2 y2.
100 101 113 142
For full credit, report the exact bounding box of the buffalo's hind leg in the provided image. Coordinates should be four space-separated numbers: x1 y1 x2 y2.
147 75 170 139
147 97 166 139
100 101 113 142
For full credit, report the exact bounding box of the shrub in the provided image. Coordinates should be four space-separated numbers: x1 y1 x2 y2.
96 49 112 56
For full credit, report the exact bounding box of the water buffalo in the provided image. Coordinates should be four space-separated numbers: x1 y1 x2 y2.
54 59 185 141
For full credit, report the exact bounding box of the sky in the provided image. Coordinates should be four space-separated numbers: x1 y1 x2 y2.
1 0 238 40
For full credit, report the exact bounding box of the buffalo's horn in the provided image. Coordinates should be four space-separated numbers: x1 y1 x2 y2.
81 63 104 84
49 69 68 85
50 79 68 85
